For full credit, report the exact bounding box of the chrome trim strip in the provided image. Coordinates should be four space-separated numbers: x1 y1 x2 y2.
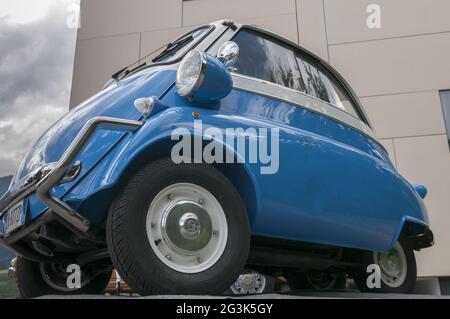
36 116 143 233
231 73 377 140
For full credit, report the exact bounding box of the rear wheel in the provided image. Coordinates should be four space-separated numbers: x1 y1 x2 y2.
107 159 250 295
285 270 346 291
352 237 416 294
16 257 112 299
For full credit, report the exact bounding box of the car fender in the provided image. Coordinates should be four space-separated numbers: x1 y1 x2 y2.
64 107 261 225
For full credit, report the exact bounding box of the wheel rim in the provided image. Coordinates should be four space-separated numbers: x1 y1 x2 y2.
230 271 267 295
39 263 90 292
373 242 407 288
146 183 228 274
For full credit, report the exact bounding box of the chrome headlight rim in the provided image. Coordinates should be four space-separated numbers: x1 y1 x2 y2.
176 49 208 98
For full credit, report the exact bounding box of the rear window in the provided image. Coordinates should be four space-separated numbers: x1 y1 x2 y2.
296 55 361 119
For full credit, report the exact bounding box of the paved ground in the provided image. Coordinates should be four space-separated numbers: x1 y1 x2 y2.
38 292 450 299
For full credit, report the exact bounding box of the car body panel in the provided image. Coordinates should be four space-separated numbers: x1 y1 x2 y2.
32 85 428 252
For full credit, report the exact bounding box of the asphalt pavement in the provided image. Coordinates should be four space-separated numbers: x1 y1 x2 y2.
38 292 450 299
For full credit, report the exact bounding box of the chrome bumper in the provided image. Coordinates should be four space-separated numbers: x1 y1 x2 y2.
0 116 143 234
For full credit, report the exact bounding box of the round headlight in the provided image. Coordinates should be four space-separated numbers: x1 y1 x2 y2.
176 50 206 97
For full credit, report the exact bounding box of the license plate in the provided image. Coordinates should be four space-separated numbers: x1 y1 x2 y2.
3 200 26 236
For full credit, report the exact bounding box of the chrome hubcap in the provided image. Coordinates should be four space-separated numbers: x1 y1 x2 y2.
161 201 212 254
146 183 228 273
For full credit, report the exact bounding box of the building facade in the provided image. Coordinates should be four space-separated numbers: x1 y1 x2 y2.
70 0 450 278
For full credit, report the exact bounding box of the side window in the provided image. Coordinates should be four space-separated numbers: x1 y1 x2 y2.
296 55 361 119
233 30 305 92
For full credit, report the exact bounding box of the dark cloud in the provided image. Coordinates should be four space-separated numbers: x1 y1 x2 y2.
0 4 76 176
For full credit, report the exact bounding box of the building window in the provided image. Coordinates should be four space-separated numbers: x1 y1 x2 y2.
439 90 450 144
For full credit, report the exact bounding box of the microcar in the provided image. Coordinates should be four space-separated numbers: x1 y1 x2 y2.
0 20 434 297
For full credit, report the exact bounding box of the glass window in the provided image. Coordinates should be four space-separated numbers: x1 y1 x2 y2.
296 55 361 119
439 90 450 144
233 30 305 92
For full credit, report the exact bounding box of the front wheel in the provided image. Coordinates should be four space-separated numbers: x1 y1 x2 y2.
352 237 417 294
107 159 251 295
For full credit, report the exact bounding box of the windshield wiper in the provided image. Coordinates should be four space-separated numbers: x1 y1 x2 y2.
111 62 147 81
109 35 194 81
151 35 194 63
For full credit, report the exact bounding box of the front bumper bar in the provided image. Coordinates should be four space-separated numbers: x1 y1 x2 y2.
0 116 143 234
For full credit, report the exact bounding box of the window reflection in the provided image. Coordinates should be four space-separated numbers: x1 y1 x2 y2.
233 29 362 120
296 56 360 118
233 30 304 92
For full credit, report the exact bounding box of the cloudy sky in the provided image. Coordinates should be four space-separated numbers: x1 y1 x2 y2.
0 0 79 176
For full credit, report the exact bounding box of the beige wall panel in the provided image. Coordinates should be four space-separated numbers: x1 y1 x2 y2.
394 135 450 277
324 0 450 44
329 32 450 97
240 14 298 43
182 0 296 27
70 34 140 107
361 91 447 139
78 0 182 40
297 0 329 61
378 138 397 167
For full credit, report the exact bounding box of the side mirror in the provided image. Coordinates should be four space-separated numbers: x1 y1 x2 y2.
217 41 239 70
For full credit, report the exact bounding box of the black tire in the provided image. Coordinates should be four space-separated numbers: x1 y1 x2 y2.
352 236 416 294
106 159 251 296
285 270 347 291
16 257 112 299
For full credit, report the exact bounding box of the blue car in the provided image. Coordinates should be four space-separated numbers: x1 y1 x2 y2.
0 20 434 297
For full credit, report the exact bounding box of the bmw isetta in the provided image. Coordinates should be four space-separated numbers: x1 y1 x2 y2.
0 20 434 297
